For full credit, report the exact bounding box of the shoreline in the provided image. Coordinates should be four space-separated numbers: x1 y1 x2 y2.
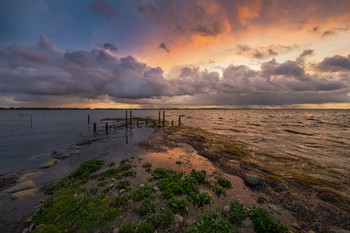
1 121 349 232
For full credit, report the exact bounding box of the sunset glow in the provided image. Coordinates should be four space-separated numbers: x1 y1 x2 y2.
1 0 350 108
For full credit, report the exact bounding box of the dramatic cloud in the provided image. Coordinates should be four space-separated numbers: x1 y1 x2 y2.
236 44 297 59
317 55 350 72
0 36 349 106
87 0 117 20
103 43 117 51
159 42 170 53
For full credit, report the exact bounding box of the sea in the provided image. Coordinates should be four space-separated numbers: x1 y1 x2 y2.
0 109 350 174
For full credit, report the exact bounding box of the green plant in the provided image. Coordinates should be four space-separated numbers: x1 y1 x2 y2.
97 181 108 187
135 220 155 233
117 164 132 172
192 192 212 207
217 177 232 189
117 180 130 190
212 185 227 197
228 200 248 224
167 197 188 215
119 222 135 233
257 196 265 204
120 159 129 165
189 169 207 185
147 208 174 229
249 206 289 233
142 162 152 172
132 185 155 201
135 199 157 216
122 171 137 177
187 211 237 233
176 161 183 165
108 162 115 167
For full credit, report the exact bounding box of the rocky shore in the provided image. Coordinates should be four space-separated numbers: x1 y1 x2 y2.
0 121 349 233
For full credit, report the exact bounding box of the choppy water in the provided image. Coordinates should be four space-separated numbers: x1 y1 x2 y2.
0 109 350 174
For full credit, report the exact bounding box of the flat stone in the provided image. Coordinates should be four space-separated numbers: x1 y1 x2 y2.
242 217 253 228
30 153 50 160
19 172 42 181
69 150 79 155
244 175 260 187
109 183 114 188
39 158 58 168
174 214 183 223
5 180 35 193
11 188 40 200
268 204 280 214
119 189 125 194
223 205 230 212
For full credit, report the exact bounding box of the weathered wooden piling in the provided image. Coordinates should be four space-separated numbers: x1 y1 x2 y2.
163 111 165 127
171 120 173 126
105 122 108 134
130 111 132 125
179 116 181 126
146 120 148 125
153 121 156 127
30 115 32 128
137 121 139 127
125 111 128 128
159 111 161 124
93 122 96 132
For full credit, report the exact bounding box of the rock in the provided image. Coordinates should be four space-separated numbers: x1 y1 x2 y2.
69 150 79 155
244 175 260 187
174 214 183 223
112 227 119 233
109 183 114 188
111 178 116 181
5 180 35 193
0 176 17 189
139 184 145 188
268 204 280 214
242 217 253 228
36 224 45 230
30 153 50 160
39 158 58 168
19 172 42 181
13 169 27 175
53 215 61 223
307 231 315 233
223 205 230 212
22 228 29 233
119 189 125 194
11 188 40 200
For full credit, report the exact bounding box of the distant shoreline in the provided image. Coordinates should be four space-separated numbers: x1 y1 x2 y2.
1 107 350 110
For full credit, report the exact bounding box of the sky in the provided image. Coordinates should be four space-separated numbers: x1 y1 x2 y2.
1 0 350 108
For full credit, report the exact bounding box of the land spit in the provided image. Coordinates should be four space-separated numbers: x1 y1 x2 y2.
0 120 349 233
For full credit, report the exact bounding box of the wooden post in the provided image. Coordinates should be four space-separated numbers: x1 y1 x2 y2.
94 122 96 132
163 111 165 127
235 114 237 125
146 120 148 125
125 111 128 128
179 116 181 126
105 122 108 134
130 111 132 125
30 115 32 128
88 115 90 124
171 120 173 126
153 121 156 127
137 121 139 127
159 111 161 124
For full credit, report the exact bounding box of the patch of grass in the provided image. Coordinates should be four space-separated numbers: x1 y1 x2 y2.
249 206 289 233
45 159 104 194
114 194 132 207
212 185 227 197
176 161 183 165
135 220 155 233
117 163 132 172
138 158 143 161
187 211 237 233
97 168 119 178
132 185 155 202
135 199 157 216
188 169 207 185
30 188 120 232
108 162 115 167
142 162 152 173
257 196 265 204
228 200 248 224
97 181 108 187
120 159 130 165
192 192 212 207
117 180 130 190
217 177 232 189
119 222 135 233
167 197 188 215
147 208 174 229
122 170 137 177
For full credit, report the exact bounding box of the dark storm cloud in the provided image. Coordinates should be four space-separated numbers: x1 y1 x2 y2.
317 55 350 72
0 35 349 106
103 43 117 51
87 0 117 20
236 44 297 59
159 42 170 53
